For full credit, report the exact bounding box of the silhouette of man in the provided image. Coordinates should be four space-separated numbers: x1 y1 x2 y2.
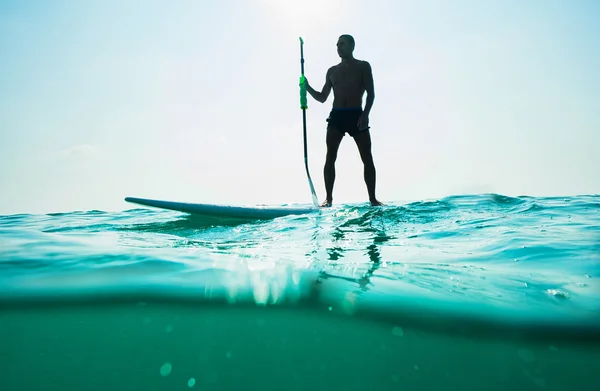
304 34 383 207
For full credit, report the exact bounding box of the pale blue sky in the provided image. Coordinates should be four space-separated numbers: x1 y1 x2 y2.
1 0 599 214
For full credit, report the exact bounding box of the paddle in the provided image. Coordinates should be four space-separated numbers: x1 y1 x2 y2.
299 37 320 208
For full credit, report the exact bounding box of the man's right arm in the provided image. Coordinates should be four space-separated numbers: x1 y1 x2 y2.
306 68 332 103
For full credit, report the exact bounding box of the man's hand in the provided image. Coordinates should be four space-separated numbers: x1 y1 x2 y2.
305 69 332 103
357 113 369 130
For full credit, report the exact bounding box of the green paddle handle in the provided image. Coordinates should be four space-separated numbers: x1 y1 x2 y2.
299 75 308 109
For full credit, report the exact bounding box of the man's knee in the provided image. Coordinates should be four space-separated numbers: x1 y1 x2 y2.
325 153 337 166
358 149 374 163
326 146 340 162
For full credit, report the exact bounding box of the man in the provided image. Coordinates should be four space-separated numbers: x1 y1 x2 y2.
304 34 383 207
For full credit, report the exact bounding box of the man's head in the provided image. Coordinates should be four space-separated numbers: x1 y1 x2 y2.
337 34 355 59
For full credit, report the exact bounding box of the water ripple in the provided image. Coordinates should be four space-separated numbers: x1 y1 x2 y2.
1 194 599 321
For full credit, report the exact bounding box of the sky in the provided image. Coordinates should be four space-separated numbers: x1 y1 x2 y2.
1 0 599 214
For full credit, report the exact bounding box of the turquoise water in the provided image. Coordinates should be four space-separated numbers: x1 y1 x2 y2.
1 194 599 390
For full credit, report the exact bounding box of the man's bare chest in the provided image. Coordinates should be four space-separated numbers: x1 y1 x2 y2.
330 65 363 87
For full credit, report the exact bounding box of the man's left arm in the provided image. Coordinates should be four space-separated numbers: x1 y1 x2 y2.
357 61 375 130
363 61 375 116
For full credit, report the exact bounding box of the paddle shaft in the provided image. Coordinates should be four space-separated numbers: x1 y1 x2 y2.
300 42 308 166
299 38 319 207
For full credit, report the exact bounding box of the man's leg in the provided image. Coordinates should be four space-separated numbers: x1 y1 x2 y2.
322 126 344 207
353 130 383 206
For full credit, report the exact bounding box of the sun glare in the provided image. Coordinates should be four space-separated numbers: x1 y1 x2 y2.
259 0 344 33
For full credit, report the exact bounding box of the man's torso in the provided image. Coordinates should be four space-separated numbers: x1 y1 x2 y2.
329 60 367 108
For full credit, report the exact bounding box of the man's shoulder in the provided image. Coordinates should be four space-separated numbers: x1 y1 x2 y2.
347 59 372 70
358 60 372 69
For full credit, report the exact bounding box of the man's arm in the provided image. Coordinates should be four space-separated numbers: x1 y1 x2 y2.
362 61 375 116
306 68 332 103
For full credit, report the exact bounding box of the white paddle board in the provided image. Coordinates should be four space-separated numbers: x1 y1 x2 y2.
125 197 319 219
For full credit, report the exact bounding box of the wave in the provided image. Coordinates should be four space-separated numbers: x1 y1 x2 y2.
0 193 598 327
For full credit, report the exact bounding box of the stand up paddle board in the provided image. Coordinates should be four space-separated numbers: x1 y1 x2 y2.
124 197 319 220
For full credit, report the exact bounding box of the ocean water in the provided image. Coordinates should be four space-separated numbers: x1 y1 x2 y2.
1 193 599 390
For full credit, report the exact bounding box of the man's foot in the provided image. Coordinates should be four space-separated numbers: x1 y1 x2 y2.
370 199 384 206
320 199 332 208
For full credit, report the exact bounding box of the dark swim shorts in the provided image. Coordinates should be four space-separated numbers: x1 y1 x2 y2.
326 107 369 137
